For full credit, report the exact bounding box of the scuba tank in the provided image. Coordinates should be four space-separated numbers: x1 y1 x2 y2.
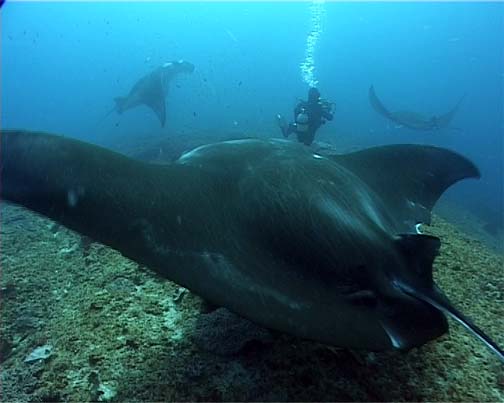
295 109 309 132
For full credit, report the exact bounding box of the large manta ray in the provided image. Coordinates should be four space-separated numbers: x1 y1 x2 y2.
369 85 465 131
113 60 195 127
1 130 502 362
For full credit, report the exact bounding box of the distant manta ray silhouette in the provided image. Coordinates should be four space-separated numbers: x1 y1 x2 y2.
111 60 195 127
369 85 465 131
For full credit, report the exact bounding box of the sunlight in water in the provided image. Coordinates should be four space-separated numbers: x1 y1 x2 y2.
300 0 326 87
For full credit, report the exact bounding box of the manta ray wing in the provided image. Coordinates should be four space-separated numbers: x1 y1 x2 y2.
135 69 167 127
330 144 481 232
369 85 393 119
143 77 167 127
435 93 466 128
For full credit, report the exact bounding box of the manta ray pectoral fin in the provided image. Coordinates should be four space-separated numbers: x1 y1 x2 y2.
332 144 481 232
0 130 188 259
433 93 467 128
369 85 392 119
145 89 166 127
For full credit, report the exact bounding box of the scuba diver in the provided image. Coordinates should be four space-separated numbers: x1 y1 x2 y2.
276 87 334 146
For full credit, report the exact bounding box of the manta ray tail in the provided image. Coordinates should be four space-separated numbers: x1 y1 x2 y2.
369 85 392 119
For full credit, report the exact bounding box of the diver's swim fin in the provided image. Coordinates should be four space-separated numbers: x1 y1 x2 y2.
276 114 289 137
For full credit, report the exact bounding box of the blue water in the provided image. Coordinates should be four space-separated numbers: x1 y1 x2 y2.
2 1 503 230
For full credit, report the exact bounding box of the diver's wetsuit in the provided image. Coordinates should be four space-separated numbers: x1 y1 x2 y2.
280 88 333 146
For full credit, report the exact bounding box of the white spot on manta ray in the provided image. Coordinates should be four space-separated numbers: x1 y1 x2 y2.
177 144 209 162
178 139 258 163
221 139 256 145
67 190 78 207
67 186 85 207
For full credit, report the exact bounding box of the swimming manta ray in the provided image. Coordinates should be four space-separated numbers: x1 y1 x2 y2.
1 130 503 362
369 85 465 131
113 60 195 127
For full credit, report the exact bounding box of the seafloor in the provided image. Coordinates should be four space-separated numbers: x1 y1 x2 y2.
1 136 503 402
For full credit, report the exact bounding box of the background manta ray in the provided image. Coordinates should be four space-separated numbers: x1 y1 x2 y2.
369 85 466 131
113 60 195 127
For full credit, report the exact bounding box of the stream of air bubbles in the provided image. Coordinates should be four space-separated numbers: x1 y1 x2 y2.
300 0 326 87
